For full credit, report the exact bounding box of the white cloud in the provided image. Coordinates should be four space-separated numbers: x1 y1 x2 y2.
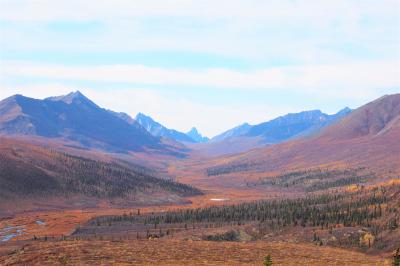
0 0 398 61
0 0 396 23
2 60 399 100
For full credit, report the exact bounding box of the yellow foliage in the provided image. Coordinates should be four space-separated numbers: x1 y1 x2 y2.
359 233 375 247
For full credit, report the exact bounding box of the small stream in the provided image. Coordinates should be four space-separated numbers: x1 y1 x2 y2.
0 225 26 242
0 220 46 242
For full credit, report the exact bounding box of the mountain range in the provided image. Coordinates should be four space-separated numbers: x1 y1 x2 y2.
133 104 352 155
135 107 352 147
205 94 400 176
212 108 352 143
244 107 352 142
0 91 185 155
0 91 356 158
1 91 398 164
192 107 352 156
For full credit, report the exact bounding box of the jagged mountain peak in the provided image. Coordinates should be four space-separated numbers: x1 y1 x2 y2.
187 127 209 143
188 127 199 134
136 112 151 119
135 113 159 127
135 113 196 143
46 90 98 107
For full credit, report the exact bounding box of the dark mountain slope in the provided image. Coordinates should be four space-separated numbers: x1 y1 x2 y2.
0 92 180 154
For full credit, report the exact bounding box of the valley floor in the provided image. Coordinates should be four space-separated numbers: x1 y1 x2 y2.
0 239 389 266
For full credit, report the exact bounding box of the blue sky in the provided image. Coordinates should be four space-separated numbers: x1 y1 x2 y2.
0 0 399 137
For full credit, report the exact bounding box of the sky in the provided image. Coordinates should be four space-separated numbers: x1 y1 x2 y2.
0 0 399 137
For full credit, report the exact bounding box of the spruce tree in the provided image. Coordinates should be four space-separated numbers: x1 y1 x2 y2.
263 254 272 266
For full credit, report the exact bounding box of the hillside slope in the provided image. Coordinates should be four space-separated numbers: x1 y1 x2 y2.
321 94 400 139
0 138 202 204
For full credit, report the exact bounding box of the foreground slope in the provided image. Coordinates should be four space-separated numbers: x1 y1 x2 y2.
0 239 387 266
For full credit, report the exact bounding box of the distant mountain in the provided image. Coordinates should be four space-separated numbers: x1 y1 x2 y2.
245 108 352 144
211 123 251 142
0 91 182 154
186 127 209 143
135 113 196 143
210 109 351 145
205 94 400 176
194 108 351 156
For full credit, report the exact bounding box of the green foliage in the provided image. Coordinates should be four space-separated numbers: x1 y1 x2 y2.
136 190 388 230
206 163 250 176
202 230 240 242
98 186 399 243
249 167 372 192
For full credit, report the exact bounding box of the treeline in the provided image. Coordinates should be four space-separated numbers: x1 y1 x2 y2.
142 191 388 229
99 185 399 234
52 152 203 197
248 167 373 191
206 163 251 176
0 151 202 198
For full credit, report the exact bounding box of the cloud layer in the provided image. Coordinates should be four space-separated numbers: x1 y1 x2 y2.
2 60 398 98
